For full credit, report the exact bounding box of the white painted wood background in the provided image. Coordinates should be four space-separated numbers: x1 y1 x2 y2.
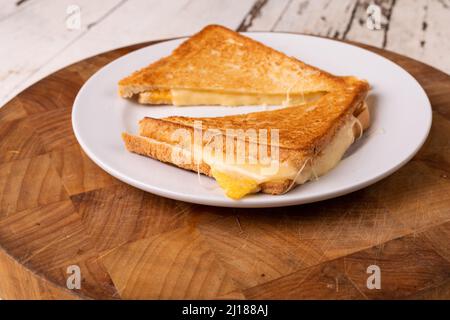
1 0 449 109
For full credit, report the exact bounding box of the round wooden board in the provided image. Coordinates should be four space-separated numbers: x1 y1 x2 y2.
0 38 449 300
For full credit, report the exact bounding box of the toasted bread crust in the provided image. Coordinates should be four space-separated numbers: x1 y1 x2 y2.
122 132 292 194
137 78 369 163
119 25 351 99
122 100 370 196
123 100 370 195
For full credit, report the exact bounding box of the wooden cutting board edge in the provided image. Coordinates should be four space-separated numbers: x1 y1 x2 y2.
0 35 449 300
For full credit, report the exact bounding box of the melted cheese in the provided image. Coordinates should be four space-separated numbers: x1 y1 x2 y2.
139 118 356 200
142 89 325 106
210 168 260 199
201 117 357 199
139 114 358 200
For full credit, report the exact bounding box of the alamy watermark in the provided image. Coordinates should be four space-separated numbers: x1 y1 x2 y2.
66 4 81 30
66 264 81 290
366 4 382 31
366 264 381 289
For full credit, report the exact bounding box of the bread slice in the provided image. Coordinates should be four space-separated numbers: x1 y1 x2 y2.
118 25 349 106
122 133 293 195
123 79 370 197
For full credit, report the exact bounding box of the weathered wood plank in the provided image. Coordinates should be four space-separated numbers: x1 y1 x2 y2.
42 0 255 64
0 0 32 21
245 0 450 74
344 0 395 48
271 0 358 38
238 0 291 31
31 0 255 81
385 0 428 57
0 0 256 108
386 0 450 74
247 0 391 46
0 0 124 108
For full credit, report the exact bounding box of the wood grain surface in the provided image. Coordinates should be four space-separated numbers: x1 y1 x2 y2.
0 38 449 300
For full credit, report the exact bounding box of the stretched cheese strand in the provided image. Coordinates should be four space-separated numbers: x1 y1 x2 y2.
195 132 222 190
282 78 302 107
281 157 312 195
354 117 364 140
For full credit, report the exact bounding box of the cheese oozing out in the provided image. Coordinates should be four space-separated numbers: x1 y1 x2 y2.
134 99 368 199
204 116 357 199
210 168 261 200
137 114 359 200
139 89 326 106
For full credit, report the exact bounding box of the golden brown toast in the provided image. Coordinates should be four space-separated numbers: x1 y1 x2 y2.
118 25 350 105
123 79 370 196
138 78 368 157
122 132 294 195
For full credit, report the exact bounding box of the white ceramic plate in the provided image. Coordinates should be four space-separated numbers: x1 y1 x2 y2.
72 32 432 208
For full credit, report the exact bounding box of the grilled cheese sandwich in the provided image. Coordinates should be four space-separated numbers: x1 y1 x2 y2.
124 113 361 199
122 81 370 199
118 25 347 106
120 25 371 199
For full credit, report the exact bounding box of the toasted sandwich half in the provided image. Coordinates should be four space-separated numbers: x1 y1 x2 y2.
119 25 348 106
122 78 370 199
